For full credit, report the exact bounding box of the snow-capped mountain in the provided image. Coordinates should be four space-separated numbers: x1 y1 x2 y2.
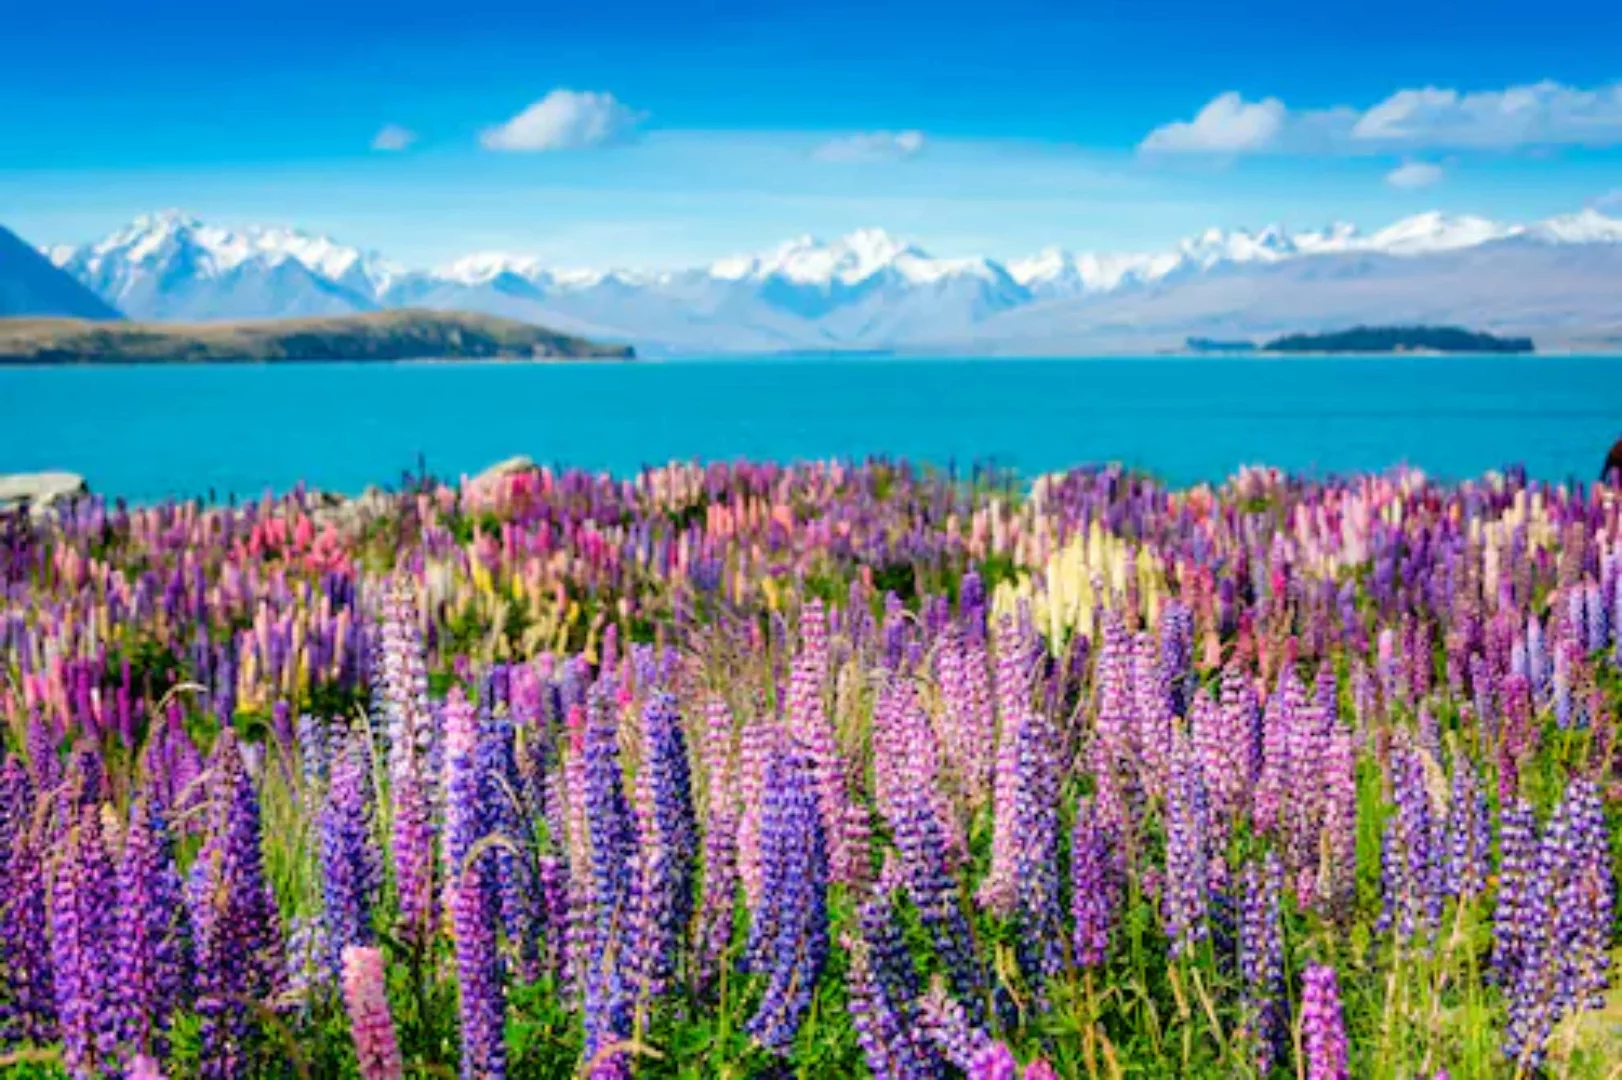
39 207 1622 352
48 210 403 321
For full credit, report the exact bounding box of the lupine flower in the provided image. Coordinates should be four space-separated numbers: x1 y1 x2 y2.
1300 963 1351 1080
581 687 639 1077
787 600 861 887
1071 796 1122 969
1237 852 1285 1076
451 861 506 1080
916 981 992 1070
126 1056 164 1080
633 690 697 998
1490 799 1539 986
1 761 55 1045
1012 704 1064 994
190 734 284 1080
320 727 382 976
1443 753 1491 901
1378 744 1442 943
1163 734 1211 958
891 785 984 1010
51 804 118 1077
844 894 940 1080
117 797 191 1059
694 699 741 997
341 945 404 1080
745 743 829 1057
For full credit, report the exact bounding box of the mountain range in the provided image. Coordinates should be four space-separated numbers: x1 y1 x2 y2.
31 207 1622 354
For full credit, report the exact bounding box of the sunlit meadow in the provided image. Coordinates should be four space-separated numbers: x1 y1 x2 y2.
1 459 1618 1079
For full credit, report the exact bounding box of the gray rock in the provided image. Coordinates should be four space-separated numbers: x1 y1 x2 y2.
473 455 537 485
0 471 88 517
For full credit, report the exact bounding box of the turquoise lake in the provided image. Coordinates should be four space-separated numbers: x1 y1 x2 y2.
4 354 1622 503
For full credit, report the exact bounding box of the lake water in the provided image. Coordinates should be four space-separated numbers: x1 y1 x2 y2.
4 354 1622 502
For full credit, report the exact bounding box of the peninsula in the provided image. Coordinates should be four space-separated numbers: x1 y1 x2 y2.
1260 325 1534 354
0 309 635 364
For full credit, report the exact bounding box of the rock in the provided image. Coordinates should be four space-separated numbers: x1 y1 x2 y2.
1603 438 1622 483
473 455 537 485
0 471 88 518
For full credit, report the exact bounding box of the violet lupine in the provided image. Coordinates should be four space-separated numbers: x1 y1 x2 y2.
980 614 1040 915
938 622 996 808
581 687 639 1078
916 981 992 1070
190 735 285 1080
1378 744 1443 944
319 727 382 976
890 785 985 1011
451 860 506 1080
1300 963 1351 1080
1490 799 1540 986
116 798 191 1060
1070 796 1122 970
1012 703 1064 995
441 688 490 911
844 895 941 1080
1131 630 1174 795
745 743 830 1057
694 698 741 998
378 583 436 949
787 599 861 887
1163 734 1211 959
340 945 403 1080
633 690 697 999
51 804 119 1078
1442 753 1491 901
1 758 55 1046
967 1042 1020 1080
1237 852 1286 1077
1316 721 1359 919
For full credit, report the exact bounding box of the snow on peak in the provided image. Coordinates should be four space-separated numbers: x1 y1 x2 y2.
708 227 993 287
1526 207 1622 244
1363 211 1518 255
436 252 549 285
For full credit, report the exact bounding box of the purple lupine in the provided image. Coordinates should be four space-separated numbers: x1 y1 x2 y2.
378 582 436 949
450 860 506 1080
786 599 861 887
1490 799 1539 986
320 727 382 976
126 1055 164 1080
190 734 285 1080
1 758 55 1045
844 894 941 1080
441 688 489 909
1237 852 1286 1077
1378 744 1443 943
581 687 639 1077
1131 630 1174 796
916 982 992 1070
1012 703 1064 995
1163 734 1211 958
633 690 697 999
745 742 829 1057
117 797 191 1059
1317 721 1358 918
1442 753 1491 901
694 699 741 998
981 614 1039 915
1070 796 1122 969
1300 963 1351 1080
1559 778 1614 1012
340 945 404 1080
890 785 984 1011
51 805 119 1077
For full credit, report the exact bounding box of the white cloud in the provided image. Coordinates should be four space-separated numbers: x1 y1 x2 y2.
371 124 416 152
1143 80 1622 155
481 90 645 152
1139 92 1287 153
1385 161 1445 189
812 130 927 163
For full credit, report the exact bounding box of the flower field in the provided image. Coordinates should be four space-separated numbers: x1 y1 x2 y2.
0 458 1618 1079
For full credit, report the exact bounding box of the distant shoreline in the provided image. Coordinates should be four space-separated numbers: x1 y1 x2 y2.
0 309 634 365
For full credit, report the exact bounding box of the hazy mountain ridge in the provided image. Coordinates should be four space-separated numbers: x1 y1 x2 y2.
0 225 122 320
38 207 1622 353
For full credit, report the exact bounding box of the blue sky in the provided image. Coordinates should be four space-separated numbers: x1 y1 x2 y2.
4 0 1621 267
